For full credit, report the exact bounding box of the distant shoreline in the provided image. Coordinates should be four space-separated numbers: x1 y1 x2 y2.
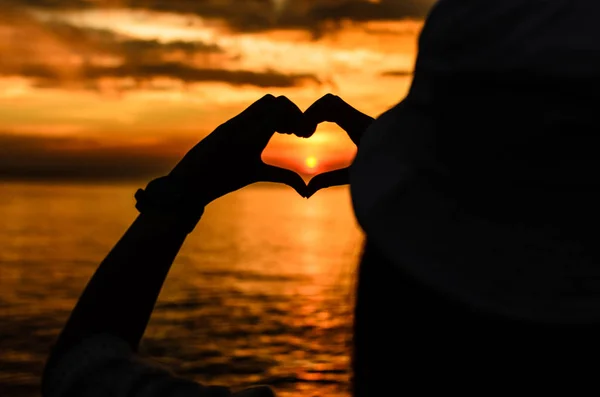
0 178 330 188
0 172 319 185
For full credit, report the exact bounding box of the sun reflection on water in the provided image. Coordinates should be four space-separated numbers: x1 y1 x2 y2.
0 182 364 397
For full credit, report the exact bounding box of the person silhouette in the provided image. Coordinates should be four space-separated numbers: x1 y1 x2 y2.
43 0 600 396
348 0 600 394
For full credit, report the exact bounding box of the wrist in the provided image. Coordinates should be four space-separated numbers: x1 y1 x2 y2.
135 176 205 234
168 166 218 206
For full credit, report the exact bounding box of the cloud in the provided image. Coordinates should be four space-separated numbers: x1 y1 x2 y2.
2 0 430 89
43 21 224 58
0 133 190 181
0 11 320 89
10 62 320 90
381 70 413 77
309 0 431 23
15 0 435 35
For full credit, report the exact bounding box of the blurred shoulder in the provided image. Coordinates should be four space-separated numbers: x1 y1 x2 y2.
42 334 215 397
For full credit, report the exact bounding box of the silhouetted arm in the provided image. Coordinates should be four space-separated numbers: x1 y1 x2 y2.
49 212 189 357
42 94 313 397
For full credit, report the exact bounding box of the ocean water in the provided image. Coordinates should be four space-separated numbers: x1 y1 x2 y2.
0 181 364 397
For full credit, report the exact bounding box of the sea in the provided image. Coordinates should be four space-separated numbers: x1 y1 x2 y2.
0 181 365 397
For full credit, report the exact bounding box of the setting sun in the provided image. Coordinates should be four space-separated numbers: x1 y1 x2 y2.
305 156 318 169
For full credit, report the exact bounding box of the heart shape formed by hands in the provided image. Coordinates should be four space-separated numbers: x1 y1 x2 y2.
167 94 374 208
298 94 375 198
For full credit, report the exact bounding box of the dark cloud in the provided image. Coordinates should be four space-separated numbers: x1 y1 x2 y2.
101 64 318 87
381 70 413 77
43 21 224 58
7 61 320 89
309 0 430 23
15 0 435 35
0 133 189 181
0 15 320 89
120 39 223 60
2 0 431 88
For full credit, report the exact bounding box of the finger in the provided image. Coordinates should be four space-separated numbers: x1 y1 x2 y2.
241 95 311 147
256 164 308 198
224 94 293 138
215 94 277 140
234 94 279 124
272 96 316 138
303 94 374 145
306 167 350 198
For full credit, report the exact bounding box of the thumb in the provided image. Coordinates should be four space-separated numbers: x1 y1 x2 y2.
303 94 374 145
306 168 349 198
257 164 308 198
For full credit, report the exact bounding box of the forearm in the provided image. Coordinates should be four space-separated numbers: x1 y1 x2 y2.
50 212 189 358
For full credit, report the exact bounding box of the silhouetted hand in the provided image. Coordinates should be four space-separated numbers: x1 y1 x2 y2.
303 94 375 198
169 94 313 205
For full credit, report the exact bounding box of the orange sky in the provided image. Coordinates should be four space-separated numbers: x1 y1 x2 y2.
0 0 434 180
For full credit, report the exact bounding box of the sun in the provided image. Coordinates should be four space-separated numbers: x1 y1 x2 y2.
305 156 318 169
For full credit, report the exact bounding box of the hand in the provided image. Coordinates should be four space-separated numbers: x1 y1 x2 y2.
168 94 314 205
302 94 375 198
